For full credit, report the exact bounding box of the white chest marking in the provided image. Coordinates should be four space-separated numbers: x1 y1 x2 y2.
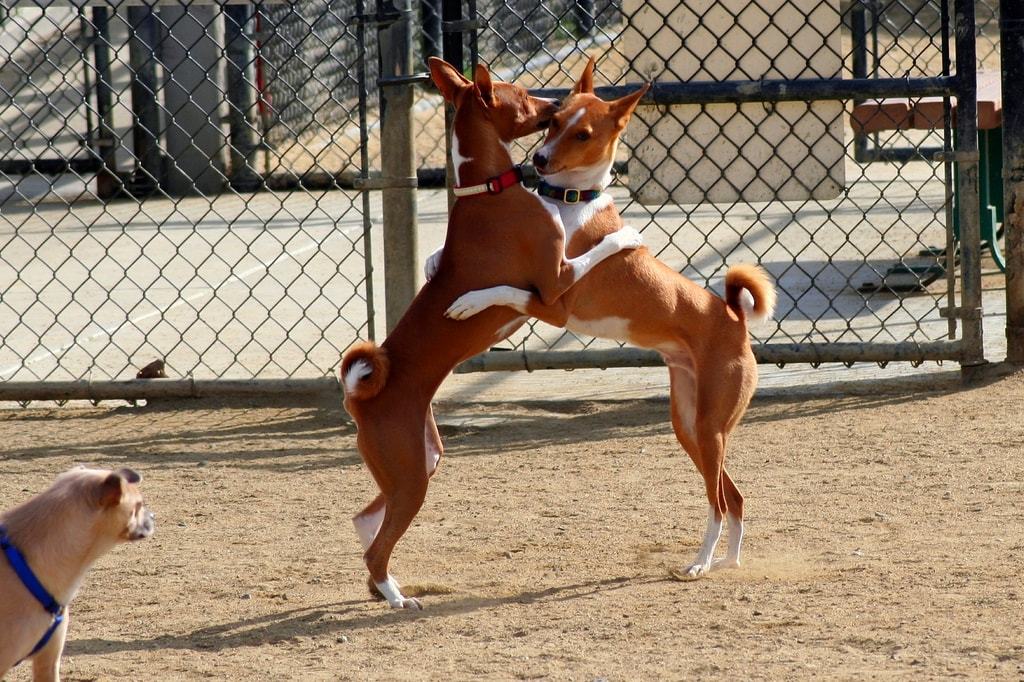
565 315 632 342
552 194 614 244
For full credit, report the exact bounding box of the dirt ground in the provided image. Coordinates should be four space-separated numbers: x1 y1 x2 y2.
1 369 1023 681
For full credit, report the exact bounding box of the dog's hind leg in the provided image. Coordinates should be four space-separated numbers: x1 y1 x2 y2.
364 473 429 610
665 355 731 580
715 469 744 569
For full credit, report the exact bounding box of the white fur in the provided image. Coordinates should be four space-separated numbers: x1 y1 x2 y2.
424 246 443 281
565 315 632 343
343 359 372 395
374 574 421 610
680 506 724 580
565 226 642 281
450 131 471 186
446 285 531 320
537 193 614 245
353 505 385 551
719 512 743 568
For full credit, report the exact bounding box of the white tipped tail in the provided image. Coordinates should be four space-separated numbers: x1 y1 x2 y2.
725 264 776 326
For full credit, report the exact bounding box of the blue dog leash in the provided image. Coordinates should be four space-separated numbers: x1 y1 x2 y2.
0 525 65 662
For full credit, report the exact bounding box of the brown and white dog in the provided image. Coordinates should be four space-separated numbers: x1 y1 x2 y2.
0 467 155 680
340 58 642 609
447 58 776 579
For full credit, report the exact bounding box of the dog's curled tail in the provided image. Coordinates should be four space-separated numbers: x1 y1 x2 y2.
340 342 389 401
725 264 776 327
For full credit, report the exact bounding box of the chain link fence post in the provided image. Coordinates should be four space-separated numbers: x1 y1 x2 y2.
955 0 985 368
1002 0 1024 363
378 0 419 333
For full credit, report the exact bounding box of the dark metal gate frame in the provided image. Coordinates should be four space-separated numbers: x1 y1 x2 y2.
437 0 986 373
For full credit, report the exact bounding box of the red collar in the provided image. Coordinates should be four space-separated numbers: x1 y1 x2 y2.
452 166 523 197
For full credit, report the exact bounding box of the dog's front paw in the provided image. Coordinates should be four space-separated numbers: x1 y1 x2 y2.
446 291 489 320
424 248 443 281
615 226 644 250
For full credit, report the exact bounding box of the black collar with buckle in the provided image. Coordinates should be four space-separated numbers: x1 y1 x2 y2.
536 181 602 204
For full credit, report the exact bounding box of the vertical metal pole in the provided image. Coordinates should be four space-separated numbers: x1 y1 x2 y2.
127 5 162 194
441 0 463 213
378 0 419 334
954 0 985 368
356 0 376 341
574 0 595 36
91 7 120 200
851 1 870 162
225 4 261 191
420 0 442 60
1002 0 1024 363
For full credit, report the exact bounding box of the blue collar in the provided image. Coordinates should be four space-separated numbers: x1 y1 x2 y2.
0 525 65 662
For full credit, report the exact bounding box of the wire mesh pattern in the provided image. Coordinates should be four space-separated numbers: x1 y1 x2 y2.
0 0 996 392
0 2 373 384
441 0 995 366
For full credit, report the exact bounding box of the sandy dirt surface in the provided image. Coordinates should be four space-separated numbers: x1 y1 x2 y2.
1 370 1023 681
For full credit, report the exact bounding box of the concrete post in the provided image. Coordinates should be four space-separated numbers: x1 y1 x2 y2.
1001 0 1024 363
160 4 226 195
224 4 261 191
378 0 419 333
127 5 163 193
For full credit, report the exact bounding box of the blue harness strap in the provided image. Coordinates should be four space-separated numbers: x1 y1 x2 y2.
0 525 65 663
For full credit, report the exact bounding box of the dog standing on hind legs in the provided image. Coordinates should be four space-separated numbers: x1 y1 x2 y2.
446 57 776 579
340 58 643 609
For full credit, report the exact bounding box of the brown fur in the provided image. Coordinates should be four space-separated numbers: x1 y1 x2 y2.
340 59 640 608
725 263 777 322
0 467 155 680
451 58 777 575
340 341 390 400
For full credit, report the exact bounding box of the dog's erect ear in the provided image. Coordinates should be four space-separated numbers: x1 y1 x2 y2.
97 472 126 508
117 467 142 484
473 63 496 107
428 56 471 103
611 82 650 129
572 56 596 95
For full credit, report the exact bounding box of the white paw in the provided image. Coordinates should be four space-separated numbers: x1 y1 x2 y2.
614 226 643 250
389 597 423 610
424 248 443 281
673 562 711 581
446 292 489 320
712 557 741 571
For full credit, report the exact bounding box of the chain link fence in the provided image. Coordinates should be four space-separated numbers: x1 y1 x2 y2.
0 0 1001 399
443 0 993 370
0 1 374 390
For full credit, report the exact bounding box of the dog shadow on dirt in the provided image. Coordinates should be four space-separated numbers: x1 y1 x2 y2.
65 574 664 656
